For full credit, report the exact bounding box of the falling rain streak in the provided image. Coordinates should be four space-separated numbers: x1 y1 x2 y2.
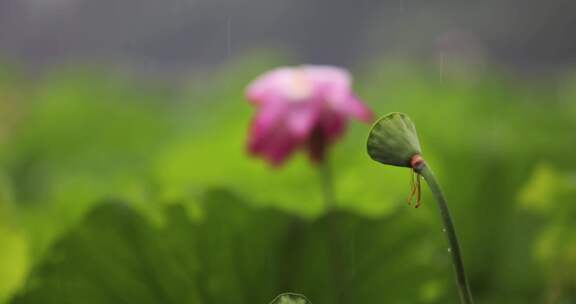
227 18 232 58
439 52 445 83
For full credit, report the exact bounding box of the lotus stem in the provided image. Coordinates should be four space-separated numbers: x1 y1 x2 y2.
413 156 474 304
319 157 336 210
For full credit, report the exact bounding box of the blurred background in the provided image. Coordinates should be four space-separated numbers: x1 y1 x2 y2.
0 0 576 303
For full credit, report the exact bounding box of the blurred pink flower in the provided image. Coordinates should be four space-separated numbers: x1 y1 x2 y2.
246 65 374 166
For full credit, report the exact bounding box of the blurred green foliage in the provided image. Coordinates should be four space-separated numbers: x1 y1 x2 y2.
0 55 575 303
9 190 442 304
518 164 576 302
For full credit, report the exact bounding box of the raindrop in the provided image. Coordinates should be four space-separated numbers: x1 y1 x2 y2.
447 248 452 253
442 228 446 233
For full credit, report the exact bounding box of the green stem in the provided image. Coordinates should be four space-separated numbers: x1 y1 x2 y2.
417 163 474 304
319 157 348 303
320 157 336 210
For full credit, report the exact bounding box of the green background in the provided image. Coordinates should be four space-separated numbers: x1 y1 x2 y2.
0 54 575 303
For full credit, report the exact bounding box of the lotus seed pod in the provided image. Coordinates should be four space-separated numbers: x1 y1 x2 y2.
366 112 422 168
269 293 312 304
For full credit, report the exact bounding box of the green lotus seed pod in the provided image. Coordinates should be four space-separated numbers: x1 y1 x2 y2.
366 112 422 168
269 293 312 304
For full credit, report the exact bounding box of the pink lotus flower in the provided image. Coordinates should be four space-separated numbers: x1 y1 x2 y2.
246 65 374 166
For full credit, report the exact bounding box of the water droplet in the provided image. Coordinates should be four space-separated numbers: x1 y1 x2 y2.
442 228 446 233
447 248 452 253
